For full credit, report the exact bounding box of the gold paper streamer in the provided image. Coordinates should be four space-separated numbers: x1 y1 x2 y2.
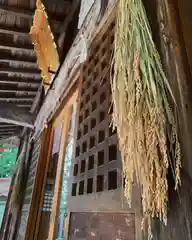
30 0 59 87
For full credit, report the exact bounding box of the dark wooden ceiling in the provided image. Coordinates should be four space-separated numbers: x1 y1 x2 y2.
0 0 73 140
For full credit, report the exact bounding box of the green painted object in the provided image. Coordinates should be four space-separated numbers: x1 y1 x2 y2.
0 200 5 227
0 145 18 178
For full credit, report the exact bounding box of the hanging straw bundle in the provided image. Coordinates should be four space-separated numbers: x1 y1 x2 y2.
112 0 181 237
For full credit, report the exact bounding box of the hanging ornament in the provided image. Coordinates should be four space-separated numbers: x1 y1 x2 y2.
111 0 181 238
30 0 59 88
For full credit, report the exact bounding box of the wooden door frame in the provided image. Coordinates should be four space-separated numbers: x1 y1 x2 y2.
48 89 79 240
28 125 54 240
31 80 79 240
25 126 52 240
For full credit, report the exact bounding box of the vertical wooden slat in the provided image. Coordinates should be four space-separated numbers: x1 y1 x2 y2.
48 89 79 240
155 0 192 175
34 125 54 240
25 126 52 240
32 86 79 240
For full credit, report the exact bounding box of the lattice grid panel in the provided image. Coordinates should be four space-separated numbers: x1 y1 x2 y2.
71 20 122 197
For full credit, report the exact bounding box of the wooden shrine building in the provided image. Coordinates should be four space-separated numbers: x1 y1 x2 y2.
1 0 192 240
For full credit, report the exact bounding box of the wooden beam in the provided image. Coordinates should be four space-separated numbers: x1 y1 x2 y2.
0 129 17 133
31 84 43 113
0 124 15 127
0 35 33 50
0 125 18 129
0 4 63 21
0 94 34 101
44 3 71 22
0 68 40 75
0 3 70 21
0 102 35 128
0 70 40 79
0 49 36 63
16 105 32 109
0 132 18 137
60 0 80 33
0 83 38 91
0 97 34 102
0 60 38 69
0 89 36 96
15 102 32 106
58 0 80 49
0 5 33 19
0 45 35 55
0 77 41 86
0 136 19 146
0 90 37 95
0 65 41 76
0 127 20 132
0 24 29 37
0 63 40 74
0 131 17 134
0 128 18 132
0 130 17 135
0 3 71 33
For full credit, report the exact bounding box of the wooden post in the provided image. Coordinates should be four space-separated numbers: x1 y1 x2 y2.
24 126 52 240
156 0 192 177
48 90 78 240
33 125 54 240
48 107 71 240
0 102 35 129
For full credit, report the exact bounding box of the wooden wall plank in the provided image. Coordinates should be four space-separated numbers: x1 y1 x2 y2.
33 125 54 240
47 107 71 240
24 127 51 240
48 89 79 240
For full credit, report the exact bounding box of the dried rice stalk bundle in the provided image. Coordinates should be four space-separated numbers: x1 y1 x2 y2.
112 0 181 237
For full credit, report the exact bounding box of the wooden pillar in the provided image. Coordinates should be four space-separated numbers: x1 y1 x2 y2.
0 137 24 240
5 131 32 240
156 0 192 176
140 0 192 239
12 131 33 239
25 126 52 240
143 0 192 178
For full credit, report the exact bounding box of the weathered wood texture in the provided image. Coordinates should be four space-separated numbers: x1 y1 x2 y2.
142 0 192 239
68 17 125 213
0 102 35 128
48 90 79 240
0 173 16 239
34 125 54 240
2 133 31 240
48 107 71 240
16 133 42 239
34 0 117 138
69 212 135 240
0 136 20 146
152 169 192 240
24 127 51 240
67 9 143 240
0 0 75 139
0 138 24 239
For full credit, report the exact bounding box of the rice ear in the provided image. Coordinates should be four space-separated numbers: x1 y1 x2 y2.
111 0 181 238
